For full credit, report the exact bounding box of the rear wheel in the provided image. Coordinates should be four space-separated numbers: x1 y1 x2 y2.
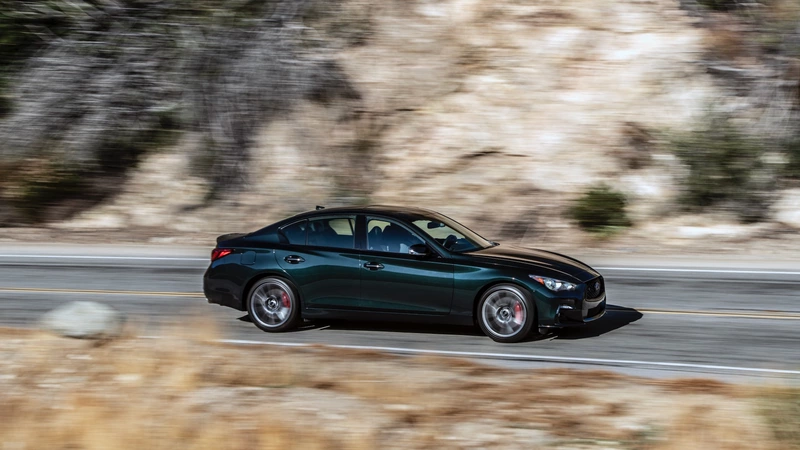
247 277 300 332
477 284 535 343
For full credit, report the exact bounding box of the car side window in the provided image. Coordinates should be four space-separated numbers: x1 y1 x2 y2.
366 218 424 254
279 220 307 245
307 217 356 249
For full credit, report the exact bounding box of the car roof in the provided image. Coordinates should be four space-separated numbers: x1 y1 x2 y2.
250 205 449 237
287 205 440 220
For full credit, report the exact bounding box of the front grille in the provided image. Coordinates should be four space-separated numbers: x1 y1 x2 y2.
585 277 604 300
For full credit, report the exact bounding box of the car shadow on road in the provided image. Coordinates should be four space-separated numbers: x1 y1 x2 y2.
240 305 642 340
309 320 486 337
550 305 642 340
238 314 483 336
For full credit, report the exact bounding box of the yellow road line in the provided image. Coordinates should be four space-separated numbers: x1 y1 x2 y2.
609 307 800 320
1 287 799 320
0 287 203 297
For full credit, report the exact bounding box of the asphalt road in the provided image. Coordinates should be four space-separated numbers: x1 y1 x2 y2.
1 244 799 383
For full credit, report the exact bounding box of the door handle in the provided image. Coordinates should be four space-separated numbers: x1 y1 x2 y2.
363 262 384 271
284 255 305 264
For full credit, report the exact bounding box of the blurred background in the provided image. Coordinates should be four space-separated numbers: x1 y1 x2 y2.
1 0 800 252
2 3 800 448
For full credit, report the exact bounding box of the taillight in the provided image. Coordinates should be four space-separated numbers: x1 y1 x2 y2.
211 248 233 262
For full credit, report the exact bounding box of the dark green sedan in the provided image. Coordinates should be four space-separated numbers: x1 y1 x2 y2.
204 206 605 343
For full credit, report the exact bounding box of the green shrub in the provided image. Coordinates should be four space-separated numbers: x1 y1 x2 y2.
6 163 91 223
670 115 775 223
696 0 739 11
784 139 800 180
569 185 631 233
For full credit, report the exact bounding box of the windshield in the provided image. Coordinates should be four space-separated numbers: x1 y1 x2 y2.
411 213 494 253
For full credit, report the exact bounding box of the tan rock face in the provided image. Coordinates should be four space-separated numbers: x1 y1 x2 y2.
352 0 713 217
61 0 719 239
254 0 716 231
57 141 208 231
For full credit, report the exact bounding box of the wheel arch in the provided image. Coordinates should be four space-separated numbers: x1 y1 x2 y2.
241 271 303 309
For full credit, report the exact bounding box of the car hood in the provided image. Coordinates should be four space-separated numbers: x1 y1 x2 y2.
466 245 599 283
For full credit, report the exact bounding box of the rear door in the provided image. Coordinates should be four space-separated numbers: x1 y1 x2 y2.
275 216 362 310
358 216 454 314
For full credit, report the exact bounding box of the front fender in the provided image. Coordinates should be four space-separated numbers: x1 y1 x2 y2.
451 264 583 326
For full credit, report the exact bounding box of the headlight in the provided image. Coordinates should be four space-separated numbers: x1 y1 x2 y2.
529 275 577 292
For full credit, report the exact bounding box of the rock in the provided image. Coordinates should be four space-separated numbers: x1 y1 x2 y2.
53 212 125 230
676 224 751 239
772 189 800 229
40 301 125 340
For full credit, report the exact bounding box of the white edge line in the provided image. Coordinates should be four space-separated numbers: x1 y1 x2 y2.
0 254 207 261
145 337 799 376
596 267 800 275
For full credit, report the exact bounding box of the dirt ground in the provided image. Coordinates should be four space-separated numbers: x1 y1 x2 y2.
0 326 797 450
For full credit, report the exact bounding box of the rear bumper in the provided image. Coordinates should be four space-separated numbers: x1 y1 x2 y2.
203 272 246 311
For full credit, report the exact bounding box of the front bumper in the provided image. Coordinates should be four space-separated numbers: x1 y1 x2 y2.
554 294 606 326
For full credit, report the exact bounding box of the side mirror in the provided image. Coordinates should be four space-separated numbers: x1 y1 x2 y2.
408 244 430 256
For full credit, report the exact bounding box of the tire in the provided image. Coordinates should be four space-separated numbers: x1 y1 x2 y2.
477 284 535 343
246 277 301 333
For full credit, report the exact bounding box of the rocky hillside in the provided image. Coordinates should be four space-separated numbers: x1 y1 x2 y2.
2 0 799 250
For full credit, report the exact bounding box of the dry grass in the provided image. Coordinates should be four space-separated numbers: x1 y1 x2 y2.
759 387 800 450
0 327 792 449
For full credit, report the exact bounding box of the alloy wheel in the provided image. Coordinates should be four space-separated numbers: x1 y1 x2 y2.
250 278 295 329
481 287 528 339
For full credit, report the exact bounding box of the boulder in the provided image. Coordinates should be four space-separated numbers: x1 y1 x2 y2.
40 301 125 340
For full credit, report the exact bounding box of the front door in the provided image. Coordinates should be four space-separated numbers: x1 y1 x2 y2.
275 216 361 310
359 217 453 314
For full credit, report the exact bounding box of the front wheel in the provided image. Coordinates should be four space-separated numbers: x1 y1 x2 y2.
247 277 301 332
477 284 535 343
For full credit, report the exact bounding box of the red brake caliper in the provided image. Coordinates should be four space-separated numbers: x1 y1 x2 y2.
281 291 291 309
513 302 523 324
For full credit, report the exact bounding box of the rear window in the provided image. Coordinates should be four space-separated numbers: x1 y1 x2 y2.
279 220 307 245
